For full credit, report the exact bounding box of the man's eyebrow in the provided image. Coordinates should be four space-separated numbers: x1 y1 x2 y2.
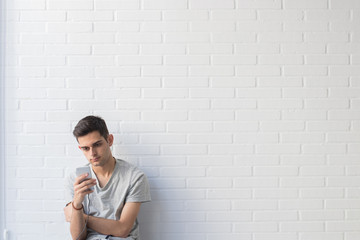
79 140 103 148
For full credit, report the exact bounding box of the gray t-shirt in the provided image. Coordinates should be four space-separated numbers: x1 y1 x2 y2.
65 159 151 240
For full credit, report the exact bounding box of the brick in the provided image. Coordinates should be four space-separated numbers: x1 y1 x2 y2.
254 189 298 199
115 77 161 87
281 177 325 187
95 89 140 99
45 44 91 55
254 233 298 240
284 0 328 9
94 22 139 32
258 99 303 109
186 223 232 233
189 0 235 9
207 167 252 176
95 67 140 77
93 44 138 55
236 66 281 76
254 211 298 221
165 100 210 109
280 200 324 210
258 10 303 20
234 222 278 232
188 44 234 54
188 156 233 166
21 100 67 111
330 0 360 9
68 33 114 43
234 133 278 143
94 1 140 10
160 167 206 177
161 145 207 155
211 10 255 20
207 212 252 222
142 66 188 76
68 56 115 66
213 33 256 43
143 0 187 9
237 21 282 32
187 178 232 188
163 10 209 20
69 100 115 110
49 67 95 77
209 144 253 155
236 0 282 9
281 133 325 143
163 77 209 88
188 134 232 144
281 43 326 54
20 11 66 21
142 111 188 121
117 33 162 43
301 189 344 199
67 10 114 21
236 110 281 120
212 55 256 65
115 11 161 20
304 77 349 87
10 0 46 10
212 99 256 109
165 55 209 65
165 33 210 43
258 55 303 64
281 222 324 232
300 232 344 240
257 77 303 87
167 122 212 132
260 121 305 131
141 44 186 55
254 166 299 176
189 66 234 76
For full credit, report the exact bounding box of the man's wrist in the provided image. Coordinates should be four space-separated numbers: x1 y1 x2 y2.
72 201 84 210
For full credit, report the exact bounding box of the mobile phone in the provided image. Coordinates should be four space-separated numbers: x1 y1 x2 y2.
76 166 94 190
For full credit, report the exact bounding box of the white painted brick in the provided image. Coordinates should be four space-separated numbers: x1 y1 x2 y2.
20 100 67 111
165 55 209 65
209 144 253 155
328 110 360 120
45 44 91 55
67 11 114 21
328 43 360 54
236 0 282 9
165 33 210 43
114 145 159 155
254 211 298 221
207 167 252 177
281 133 324 143
236 66 281 76
212 99 256 109
190 88 234 98
234 133 278 143
302 144 346 154
305 99 349 109
115 77 160 88
20 11 66 21
186 200 231 211
141 44 185 55
20 56 65 66
257 77 303 87
168 122 212 132
15 88 46 99
165 99 210 109
116 10 161 20
258 10 303 20
148 178 186 189
161 211 205 222
234 222 278 232
282 110 327 120
93 44 138 55
95 89 140 99
238 21 282 32
68 33 114 44
49 67 95 77
118 99 162 109
142 66 188 76
211 10 255 20
207 211 252 221
188 156 233 166
260 121 304 131
212 55 256 65
301 189 344 199
94 22 139 32
187 178 232 188
143 0 187 9
188 44 233 54
188 134 232 144
326 221 360 231
161 145 207 155
48 0 93 10
284 66 328 76
160 167 206 177
69 100 115 111
21 33 66 44
213 33 256 43
187 223 232 233
236 110 281 120
254 189 298 199
281 43 326 54
254 166 299 176
47 22 93 33
330 0 360 9
234 177 279 188
120 122 165 133
280 200 324 210
142 22 188 32
10 0 46 10
211 77 255 87
327 133 360 142
254 233 298 240
117 33 162 43
306 10 350 21
281 177 325 187
259 55 303 64
281 222 324 232
95 1 139 10
142 111 188 121
163 10 209 20
95 67 140 77
189 0 235 9
258 99 303 109
300 232 344 240
284 0 328 9
234 155 279 166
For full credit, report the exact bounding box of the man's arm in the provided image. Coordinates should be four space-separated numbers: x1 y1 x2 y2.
64 174 96 240
85 202 141 238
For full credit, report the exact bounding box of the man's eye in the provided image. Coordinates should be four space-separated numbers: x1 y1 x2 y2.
82 147 89 151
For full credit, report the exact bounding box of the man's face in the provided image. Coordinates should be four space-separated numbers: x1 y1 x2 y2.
77 131 114 167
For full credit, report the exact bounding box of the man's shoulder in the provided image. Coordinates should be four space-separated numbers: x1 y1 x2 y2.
115 158 146 177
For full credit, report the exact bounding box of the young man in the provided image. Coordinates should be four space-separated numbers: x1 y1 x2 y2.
64 116 151 240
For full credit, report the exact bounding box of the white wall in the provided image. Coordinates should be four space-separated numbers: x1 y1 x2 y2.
4 0 360 239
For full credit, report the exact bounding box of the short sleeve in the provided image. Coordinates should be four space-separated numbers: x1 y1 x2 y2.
64 172 76 204
126 170 151 203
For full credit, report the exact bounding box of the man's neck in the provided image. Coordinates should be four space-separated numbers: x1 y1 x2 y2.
92 156 116 178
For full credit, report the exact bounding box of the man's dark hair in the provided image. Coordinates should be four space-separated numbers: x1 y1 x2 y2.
73 115 109 141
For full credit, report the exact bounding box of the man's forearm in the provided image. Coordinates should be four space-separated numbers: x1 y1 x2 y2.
85 215 131 238
70 206 87 240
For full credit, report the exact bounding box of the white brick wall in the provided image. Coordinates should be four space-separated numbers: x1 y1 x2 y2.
4 0 360 239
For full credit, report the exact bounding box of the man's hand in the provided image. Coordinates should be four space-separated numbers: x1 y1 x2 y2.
73 173 97 208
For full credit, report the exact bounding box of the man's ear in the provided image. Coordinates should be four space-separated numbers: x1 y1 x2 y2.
107 134 114 147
